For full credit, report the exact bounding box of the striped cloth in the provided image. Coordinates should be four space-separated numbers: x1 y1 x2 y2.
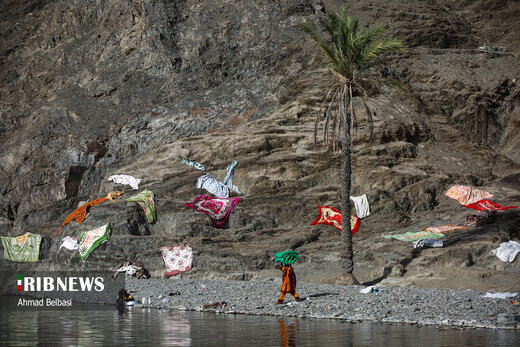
181 159 205 171
222 160 242 195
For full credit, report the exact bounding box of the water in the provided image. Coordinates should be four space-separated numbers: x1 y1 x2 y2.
0 297 518 346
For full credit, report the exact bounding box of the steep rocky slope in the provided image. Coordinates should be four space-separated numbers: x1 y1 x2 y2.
1 0 519 291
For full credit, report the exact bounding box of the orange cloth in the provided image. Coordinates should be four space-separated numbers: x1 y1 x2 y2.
281 265 296 293
279 265 299 302
59 197 107 234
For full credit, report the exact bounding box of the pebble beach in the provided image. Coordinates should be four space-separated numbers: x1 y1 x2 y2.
126 278 519 330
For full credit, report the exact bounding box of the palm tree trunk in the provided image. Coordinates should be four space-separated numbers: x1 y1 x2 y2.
336 82 359 285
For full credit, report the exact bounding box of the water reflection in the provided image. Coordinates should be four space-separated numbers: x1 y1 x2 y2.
160 310 191 346
0 297 519 346
279 318 298 347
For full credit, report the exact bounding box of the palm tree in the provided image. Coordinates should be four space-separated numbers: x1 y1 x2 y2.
303 7 403 285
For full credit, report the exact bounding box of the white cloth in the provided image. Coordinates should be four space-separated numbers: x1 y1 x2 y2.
196 174 229 198
413 238 444 249
59 236 78 251
492 241 520 263
113 265 143 279
350 194 370 219
360 286 375 294
483 292 519 299
108 174 141 190
360 286 384 294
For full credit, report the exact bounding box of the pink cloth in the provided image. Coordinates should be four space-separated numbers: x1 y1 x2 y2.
445 185 493 206
185 195 240 228
160 245 193 277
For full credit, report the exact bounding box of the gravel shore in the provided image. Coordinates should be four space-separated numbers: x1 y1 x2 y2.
126 278 519 330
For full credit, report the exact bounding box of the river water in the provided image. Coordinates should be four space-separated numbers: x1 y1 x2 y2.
0 297 518 346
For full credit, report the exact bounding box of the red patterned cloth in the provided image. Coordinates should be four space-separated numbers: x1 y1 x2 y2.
59 197 107 234
465 199 518 211
310 206 360 234
184 195 240 228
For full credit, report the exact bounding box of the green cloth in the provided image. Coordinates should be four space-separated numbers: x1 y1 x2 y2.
126 189 156 223
78 223 111 261
274 251 299 264
1 233 42 262
383 231 445 242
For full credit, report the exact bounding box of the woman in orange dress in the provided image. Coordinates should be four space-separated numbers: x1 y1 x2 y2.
277 264 301 304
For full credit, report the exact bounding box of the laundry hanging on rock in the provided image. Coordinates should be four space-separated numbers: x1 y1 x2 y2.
383 231 445 242
413 238 444 249
492 241 520 263
464 210 496 227
195 161 243 197
421 224 468 233
126 189 156 223
0 233 42 262
160 245 193 277
59 236 79 251
108 174 141 190
445 185 493 206
185 195 240 228
222 160 242 195
181 159 205 171
350 194 370 219
59 191 122 234
78 223 111 261
310 206 360 234
112 260 149 279
196 174 230 198
464 199 518 211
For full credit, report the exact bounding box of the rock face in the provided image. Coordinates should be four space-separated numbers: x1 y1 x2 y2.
1 0 519 291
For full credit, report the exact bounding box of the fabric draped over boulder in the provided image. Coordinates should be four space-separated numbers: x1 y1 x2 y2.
465 210 496 226
196 174 229 198
59 191 122 234
59 236 79 251
59 197 107 234
78 223 111 261
160 245 193 277
0 233 42 262
126 189 156 223
464 199 518 211
195 160 243 197
108 174 141 190
445 185 493 206
185 195 240 228
222 160 242 195
383 231 445 242
421 224 468 233
310 205 360 234
181 159 206 171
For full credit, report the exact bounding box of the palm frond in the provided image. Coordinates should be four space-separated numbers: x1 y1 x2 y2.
304 6 404 149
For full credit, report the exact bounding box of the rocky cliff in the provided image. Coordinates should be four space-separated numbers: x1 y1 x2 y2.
1 0 519 291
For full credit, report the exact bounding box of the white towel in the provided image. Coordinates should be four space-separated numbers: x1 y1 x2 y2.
108 174 141 190
59 236 78 251
492 241 520 263
196 174 229 198
350 194 370 219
